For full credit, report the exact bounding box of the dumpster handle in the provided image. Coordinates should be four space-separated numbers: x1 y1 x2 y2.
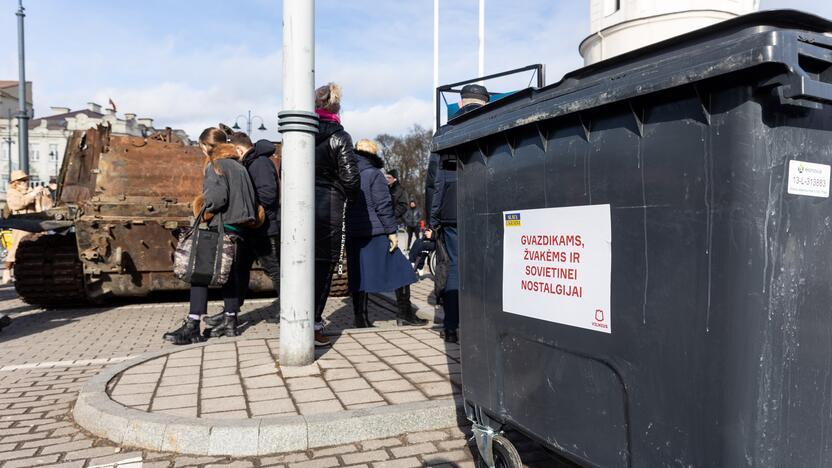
773 40 832 107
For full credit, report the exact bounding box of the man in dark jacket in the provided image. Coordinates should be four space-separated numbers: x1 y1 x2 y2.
386 168 408 228
427 84 490 343
203 133 281 335
313 87 361 346
404 200 422 249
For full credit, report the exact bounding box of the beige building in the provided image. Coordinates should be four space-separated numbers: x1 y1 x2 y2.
0 89 189 200
0 80 33 121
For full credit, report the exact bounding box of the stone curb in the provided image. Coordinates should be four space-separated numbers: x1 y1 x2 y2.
73 339 462 457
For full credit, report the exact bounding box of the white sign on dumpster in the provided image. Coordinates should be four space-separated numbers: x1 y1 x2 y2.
502 204 612 334
787 160 830 198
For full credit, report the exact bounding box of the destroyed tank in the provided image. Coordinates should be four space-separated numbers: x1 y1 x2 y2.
6 125 280 306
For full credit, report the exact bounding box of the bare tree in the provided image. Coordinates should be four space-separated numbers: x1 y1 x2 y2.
376 124 433 212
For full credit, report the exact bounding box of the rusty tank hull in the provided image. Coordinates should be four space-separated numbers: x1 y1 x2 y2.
9 125 274 305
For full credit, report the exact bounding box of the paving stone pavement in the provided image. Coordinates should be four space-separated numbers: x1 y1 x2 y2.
0 281 569 467
108 329 459 419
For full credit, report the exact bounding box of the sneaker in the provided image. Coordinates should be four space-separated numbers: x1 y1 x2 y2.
203 310 226 328
163 320 204 345
209 315 237 338
314 330 331 347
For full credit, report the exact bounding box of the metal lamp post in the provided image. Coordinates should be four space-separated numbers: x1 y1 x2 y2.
232 111 267 137
16 0 29 174
278 0 317 367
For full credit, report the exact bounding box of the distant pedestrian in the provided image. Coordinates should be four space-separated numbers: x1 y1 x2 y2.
404 200 422 249
428 84 490 343
346 140 426 327
385 169 407 228
163 127 258 345
313 82 361 346
409 228 435 272
47 177 58 205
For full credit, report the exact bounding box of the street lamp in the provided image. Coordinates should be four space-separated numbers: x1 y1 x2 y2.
232 110 267 137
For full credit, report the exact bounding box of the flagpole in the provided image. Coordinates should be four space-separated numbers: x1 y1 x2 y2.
478 0 484 82
433 0 439 133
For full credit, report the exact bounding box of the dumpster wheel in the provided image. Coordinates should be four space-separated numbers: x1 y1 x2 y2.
474 433 523 468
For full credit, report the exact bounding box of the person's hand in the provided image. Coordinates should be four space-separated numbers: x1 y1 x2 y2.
388 233 398 252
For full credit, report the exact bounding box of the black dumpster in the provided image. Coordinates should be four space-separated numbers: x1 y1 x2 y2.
433 10 832 468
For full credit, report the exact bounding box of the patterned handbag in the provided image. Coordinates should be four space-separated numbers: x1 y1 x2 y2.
174 207 236 286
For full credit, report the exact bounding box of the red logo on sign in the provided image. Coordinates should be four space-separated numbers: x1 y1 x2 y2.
595 309 605 322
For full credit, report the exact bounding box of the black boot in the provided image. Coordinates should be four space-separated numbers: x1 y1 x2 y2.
203 310 225 328
210 314 237 338
163 319 204 345
352 292 372 328
396 286 428 326
441 328 459 343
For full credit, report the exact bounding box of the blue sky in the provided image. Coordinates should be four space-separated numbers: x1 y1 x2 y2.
2 0 832 141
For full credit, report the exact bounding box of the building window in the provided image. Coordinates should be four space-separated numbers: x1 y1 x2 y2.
49 144 58 161
604 0 620 16
30 144 40 162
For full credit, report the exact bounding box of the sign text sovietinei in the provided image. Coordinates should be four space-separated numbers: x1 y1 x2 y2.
502 205 612 333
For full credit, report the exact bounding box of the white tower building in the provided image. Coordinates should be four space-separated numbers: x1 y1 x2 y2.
580 0 760 65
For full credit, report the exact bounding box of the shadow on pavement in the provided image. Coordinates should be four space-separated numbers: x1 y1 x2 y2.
236 300 279 335
0 304 110 344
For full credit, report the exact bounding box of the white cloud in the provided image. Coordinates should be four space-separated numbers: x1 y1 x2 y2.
342 97 433 141
11 0 830 144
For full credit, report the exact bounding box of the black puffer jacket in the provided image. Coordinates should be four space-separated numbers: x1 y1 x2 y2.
314 120 360 261
241 140 279 237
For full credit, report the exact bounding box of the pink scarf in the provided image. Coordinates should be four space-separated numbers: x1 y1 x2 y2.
315 108 341 124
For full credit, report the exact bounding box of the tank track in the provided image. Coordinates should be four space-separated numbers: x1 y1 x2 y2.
14 233 88 307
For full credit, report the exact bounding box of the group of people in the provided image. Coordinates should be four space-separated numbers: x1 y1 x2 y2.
163 82 430 347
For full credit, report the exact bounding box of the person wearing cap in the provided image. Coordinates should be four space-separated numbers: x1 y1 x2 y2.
425 84 490 344
3 170 49 284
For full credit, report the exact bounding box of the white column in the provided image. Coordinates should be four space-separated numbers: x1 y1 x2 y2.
478 0 485 80
278 0 317 367
433 0 439 133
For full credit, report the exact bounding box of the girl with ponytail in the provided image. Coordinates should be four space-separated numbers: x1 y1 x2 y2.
163 127 258 345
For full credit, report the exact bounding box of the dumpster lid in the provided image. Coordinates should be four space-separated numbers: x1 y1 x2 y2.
432 9 832 152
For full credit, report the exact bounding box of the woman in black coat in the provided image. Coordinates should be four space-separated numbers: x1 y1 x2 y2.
313 82 360 346
345 139 426 328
